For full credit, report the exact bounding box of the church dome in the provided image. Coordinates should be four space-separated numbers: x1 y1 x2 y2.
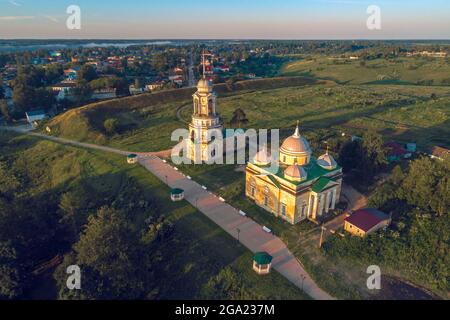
284 165 307 182
197 78 212 93
254 148 271 166
280 123 311 155
317 152 337 170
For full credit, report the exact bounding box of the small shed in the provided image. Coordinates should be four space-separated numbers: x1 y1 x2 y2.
344 208 391 237
170 188 185 202
127 154 138 164
25 110 47 127
252 252 273 275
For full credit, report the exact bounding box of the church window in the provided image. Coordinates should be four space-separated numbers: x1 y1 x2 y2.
264 186 269 194
281 203 287 216
301 201 307 218
283 156 286 163
264 195 269 207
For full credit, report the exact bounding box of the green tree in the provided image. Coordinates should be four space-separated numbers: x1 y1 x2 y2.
77 65 97 83
12 83 35 113
72 81 93 105
0 79 4 99
0 100 10 123
66 207 150 299
229 108 249 128
103 118 119 135
0 241 24 299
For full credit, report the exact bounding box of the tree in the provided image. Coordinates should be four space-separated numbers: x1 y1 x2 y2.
12 83 35 114
134 78 143 89
0 100 10 123
229 108 249 128
360 129 387 177
103 118 119 135
68 207 150 299
0 79 4 100
0 241 24 299
114 78 130 96
59 190 90 242
72 81 93 105
77 65 97 83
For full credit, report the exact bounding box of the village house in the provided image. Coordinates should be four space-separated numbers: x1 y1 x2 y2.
25 110 47 127
430 146 450 161
344 208 391 237
384 141 413 163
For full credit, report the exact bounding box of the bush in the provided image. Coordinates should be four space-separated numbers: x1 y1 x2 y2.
103 118 119 135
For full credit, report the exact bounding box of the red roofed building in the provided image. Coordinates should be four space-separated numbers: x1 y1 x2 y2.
344 208 391 237
384 141 412 163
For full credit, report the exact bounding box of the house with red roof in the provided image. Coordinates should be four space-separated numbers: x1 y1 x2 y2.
384 141 412 163
344 208 391 237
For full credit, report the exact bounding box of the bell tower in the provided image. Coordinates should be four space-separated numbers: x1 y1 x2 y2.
187 52 223 162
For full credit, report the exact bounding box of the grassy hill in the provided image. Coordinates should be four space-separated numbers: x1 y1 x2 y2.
46 79 448 154
280 55 450 86
44 76 320 152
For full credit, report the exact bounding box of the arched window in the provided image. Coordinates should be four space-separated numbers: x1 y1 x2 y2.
208 99 213 114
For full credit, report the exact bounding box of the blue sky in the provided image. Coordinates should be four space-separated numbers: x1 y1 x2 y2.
1 0 450 39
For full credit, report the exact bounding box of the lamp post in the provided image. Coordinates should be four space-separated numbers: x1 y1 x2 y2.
300 274 306 292
237 228 241 244
165 175 168 185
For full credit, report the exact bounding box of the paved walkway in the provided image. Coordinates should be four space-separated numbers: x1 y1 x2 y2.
1 126 334 300
140 155 333 300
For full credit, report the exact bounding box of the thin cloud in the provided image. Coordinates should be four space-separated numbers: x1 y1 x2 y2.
0 16 34 21
43 15 59 23
8 0 22 6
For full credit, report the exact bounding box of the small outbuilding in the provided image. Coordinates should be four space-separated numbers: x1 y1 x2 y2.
344 208 391 237
127 154 138 164
170 188 185 202
25 110 47 127
252 252 273 275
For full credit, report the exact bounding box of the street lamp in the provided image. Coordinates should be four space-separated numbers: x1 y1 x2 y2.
300 274 306 292
237 228 241 244
165 175 168 185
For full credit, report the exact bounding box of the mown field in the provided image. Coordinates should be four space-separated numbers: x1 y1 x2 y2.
280 55 450 86
0 131 308 300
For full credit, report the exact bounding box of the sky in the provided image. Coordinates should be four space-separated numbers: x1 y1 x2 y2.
0 0 450 39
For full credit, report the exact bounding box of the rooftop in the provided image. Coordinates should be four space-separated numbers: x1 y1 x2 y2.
253 252 272 265
345 208 390 232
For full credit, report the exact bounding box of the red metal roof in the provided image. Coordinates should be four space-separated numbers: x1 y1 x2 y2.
345 208 389 232
384 141 408 156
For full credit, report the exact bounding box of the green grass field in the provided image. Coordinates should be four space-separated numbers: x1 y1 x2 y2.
47 82 449 155
280 56 450 86
0 131 307 300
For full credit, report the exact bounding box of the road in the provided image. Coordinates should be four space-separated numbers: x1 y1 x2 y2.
1 126 334 300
